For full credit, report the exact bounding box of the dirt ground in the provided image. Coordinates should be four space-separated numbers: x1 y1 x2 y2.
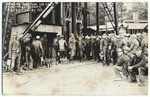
2 61 148 95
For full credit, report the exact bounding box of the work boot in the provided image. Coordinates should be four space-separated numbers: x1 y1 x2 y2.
127 77 137 83
137 76 145 87
114 77 122 81
16 71 23 75
138 81 145 87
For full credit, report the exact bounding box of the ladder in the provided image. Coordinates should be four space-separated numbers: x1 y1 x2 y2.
3 3 10 46
22 2 59 39
101 3 116 31
3 2 59 59
2 3 12 60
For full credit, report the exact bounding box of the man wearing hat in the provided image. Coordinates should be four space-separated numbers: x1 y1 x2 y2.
119 24 126 35
141 31 148 56
136 33 142 47
122 34 130 47
114 48 130 81
84 35 91 60
21 34 33 70
109 33 118 64
77 36 86 62
85 35 89 39
69 34 76 62
114 34 124 64
8 34 22 75
92 36 100 62
123 46 134 59
58 35 67 63
41 34 48 59
101 34 109 66
128 34 140 54
18 33 27 71
31 35 43 69
115 35 124 49
91 35 97 61
54 34 60 64
127 47 147 86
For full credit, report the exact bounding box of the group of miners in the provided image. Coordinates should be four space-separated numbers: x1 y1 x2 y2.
6 29 148 86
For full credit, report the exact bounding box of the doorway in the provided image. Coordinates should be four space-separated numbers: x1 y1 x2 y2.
31 31 57 58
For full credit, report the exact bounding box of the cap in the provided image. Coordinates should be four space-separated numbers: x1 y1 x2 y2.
12 34 17 37
56 34 60 37
96 36 100 39
93 36 96 39
125 33 130 37
130 34 137 38
60 35 64 38
123 33 127 36
108 34 111 37
70 33 74 36
116 35 120 39
102 34 107 38
98 36 102 38
36 36 40 39
85 35 89 39
88 36 91 39
117 48 123 53
136 47 142 51
123 46 130 51
18 33 23 39
136 33 141 37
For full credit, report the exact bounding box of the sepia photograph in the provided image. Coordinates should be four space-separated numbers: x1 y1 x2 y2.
1 1 148 95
